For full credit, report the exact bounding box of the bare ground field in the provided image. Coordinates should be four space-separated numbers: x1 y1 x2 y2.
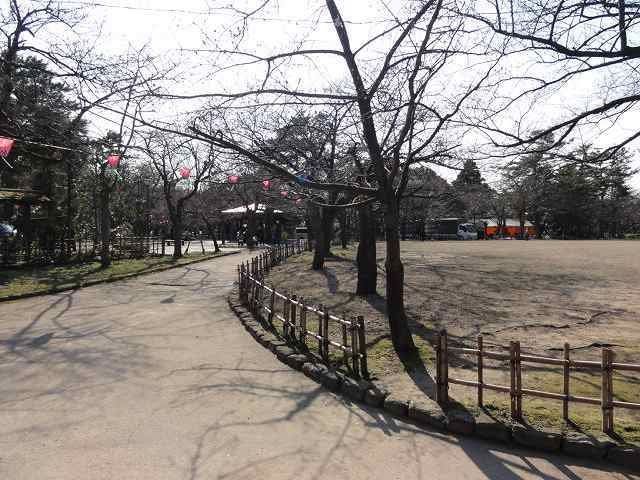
265 240 640 443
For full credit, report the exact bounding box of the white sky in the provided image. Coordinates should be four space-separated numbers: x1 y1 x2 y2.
24 1 640 189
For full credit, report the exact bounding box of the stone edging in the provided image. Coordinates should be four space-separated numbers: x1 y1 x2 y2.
227 285 639 472
0 250 240 303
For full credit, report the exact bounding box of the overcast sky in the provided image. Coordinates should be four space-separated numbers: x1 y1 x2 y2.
46 1 640 189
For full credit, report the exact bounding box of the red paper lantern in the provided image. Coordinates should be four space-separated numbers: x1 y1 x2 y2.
0 137 14 157
280 190 288 197
296 198 303 205
228 175 240 184
179 167 191 179
262 179 271 190
106 154 120 168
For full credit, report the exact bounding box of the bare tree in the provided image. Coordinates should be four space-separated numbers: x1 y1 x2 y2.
141 132 221 258
0 1 86 123
465 1 640 155
174 0 501 352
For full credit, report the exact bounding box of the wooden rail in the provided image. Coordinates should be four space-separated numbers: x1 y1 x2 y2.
0 235 167 266
435 330 640 433
237 240 369 378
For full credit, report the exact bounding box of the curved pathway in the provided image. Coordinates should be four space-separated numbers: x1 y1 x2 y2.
0 252 636 479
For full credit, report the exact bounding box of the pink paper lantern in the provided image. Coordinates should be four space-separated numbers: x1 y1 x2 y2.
179 167 191 179
262 179 271 190
106 154 120 168
228 175 240 184
296 198 303 205
280 190 288 197
0 137 15 157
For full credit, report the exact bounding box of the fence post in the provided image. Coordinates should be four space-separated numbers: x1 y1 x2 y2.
323 310 330 361
357 316 369 379
477 335 484 407
602 348 614 433
563 342 570 421
509 342 515 418
257 274 264 320
341 319 349 369
268 289 276 326
515 341 522 419
350 318 360 378
249 275 256 313
436 329 449 404
283 293 290 338
317 304 324 356
290 295 298 341
299 298 307 348
510 341 523 420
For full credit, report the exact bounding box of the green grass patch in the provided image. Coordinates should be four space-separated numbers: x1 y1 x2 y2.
0 253 224 299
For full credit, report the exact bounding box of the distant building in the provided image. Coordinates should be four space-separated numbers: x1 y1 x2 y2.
482 218 536 238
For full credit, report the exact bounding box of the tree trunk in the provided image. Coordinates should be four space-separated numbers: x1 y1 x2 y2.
321 207 334 256
246 210 257 249
338 210 348 249
64 160 75 258
310 204 325 270
99 188 111 268
172 211 183 259
384 201 415 352
203 218 220 253
356 204 377 295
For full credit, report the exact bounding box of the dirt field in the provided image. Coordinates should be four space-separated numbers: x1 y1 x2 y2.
266 240 640 442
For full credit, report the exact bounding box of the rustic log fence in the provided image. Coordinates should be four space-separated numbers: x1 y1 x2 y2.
435 329 640 433
237 240 369 379
0 235 169 266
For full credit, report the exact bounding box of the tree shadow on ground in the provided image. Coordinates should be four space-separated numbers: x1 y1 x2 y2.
178 355 637 479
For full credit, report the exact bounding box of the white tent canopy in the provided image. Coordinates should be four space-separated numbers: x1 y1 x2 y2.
221 203 283 215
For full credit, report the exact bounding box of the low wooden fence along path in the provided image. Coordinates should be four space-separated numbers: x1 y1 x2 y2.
237 241 369 378
435 330 640 433
1 235 166 266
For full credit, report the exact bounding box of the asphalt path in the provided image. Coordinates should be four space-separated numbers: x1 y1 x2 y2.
0 251 636 479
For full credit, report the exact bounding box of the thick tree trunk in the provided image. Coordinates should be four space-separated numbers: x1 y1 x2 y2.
246 210 257 249
321 208 335 256
384 202 415 353
310 204 326 270
356 204 377 295
338 210 348 249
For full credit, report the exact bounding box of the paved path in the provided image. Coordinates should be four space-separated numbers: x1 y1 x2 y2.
0 251 636 479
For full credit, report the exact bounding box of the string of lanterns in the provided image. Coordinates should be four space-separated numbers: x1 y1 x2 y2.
227 173 306 206
0 132 307 205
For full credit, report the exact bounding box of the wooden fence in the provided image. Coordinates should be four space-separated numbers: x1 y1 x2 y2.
435 330 640 433
237 241 369 379
1 235 165 267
